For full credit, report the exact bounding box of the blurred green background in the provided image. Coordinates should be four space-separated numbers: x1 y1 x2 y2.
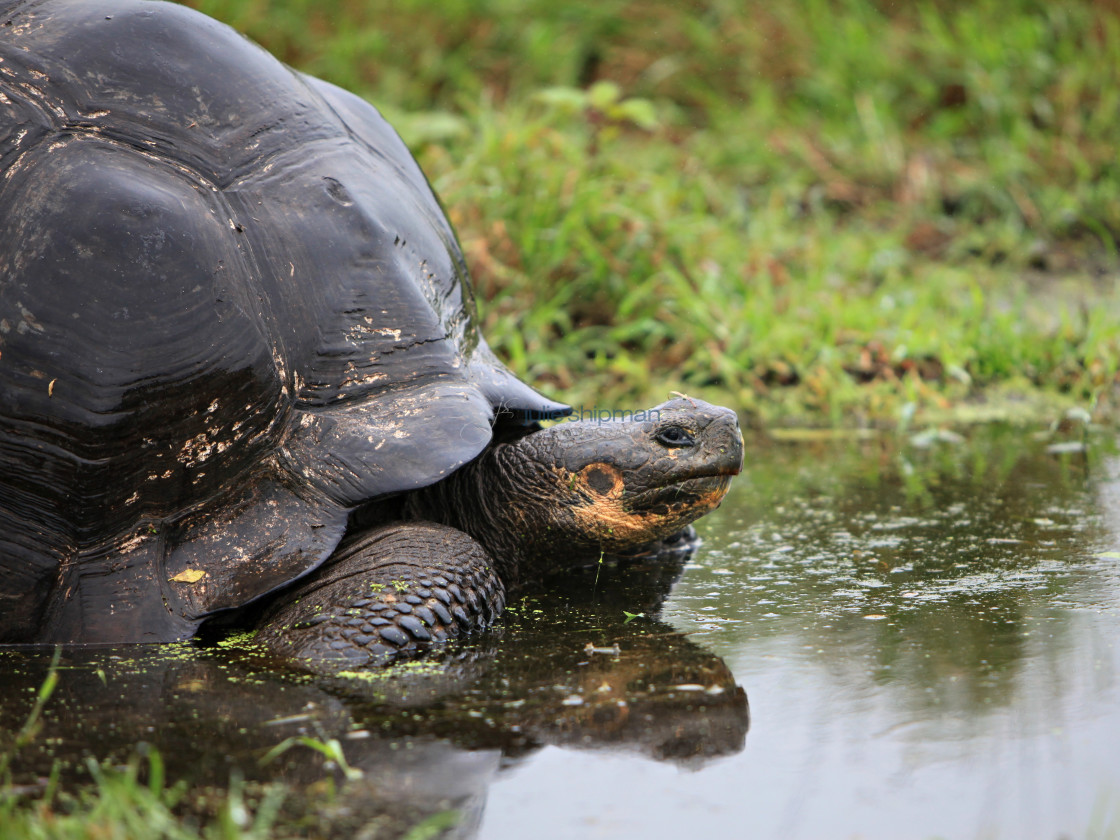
184 0 1120 427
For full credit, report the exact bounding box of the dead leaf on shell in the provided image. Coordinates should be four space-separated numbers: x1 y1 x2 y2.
170 569 206 583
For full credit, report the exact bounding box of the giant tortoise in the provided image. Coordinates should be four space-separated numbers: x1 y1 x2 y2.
0 0 742 665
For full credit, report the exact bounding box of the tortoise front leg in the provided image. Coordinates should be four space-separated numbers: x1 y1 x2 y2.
255 522 505 668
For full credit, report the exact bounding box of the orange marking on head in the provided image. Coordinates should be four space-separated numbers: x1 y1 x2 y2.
568 472 734 549
572 495 661 544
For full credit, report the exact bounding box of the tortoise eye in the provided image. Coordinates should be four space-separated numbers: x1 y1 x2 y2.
656 426 695 448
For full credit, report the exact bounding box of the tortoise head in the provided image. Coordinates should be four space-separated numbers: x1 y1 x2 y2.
410 397 744 581
528 397 744 553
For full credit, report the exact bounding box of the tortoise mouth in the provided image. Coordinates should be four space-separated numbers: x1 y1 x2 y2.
630 472 734 510
647 461 741 493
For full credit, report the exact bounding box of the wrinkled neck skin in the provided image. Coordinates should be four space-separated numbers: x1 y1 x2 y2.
401 443 582 589
402 398 744 590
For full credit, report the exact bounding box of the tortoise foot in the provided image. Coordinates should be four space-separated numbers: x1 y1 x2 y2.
255 522 505 668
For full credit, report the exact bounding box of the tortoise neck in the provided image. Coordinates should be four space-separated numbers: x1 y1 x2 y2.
401 437 589 588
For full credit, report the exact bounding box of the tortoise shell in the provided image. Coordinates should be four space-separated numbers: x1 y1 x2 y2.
0 0 566 643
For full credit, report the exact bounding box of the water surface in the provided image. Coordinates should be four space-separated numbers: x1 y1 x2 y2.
2 425 1118 839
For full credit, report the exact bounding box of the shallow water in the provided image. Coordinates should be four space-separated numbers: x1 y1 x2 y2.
3 425 1119 839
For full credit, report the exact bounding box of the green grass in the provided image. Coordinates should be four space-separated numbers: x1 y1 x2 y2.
182 0 1120 427
0 653 458 840
1 750 285 840
0 652 283 840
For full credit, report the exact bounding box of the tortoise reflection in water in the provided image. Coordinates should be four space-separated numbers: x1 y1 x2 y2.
0 595 749 834
0 0 742 664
